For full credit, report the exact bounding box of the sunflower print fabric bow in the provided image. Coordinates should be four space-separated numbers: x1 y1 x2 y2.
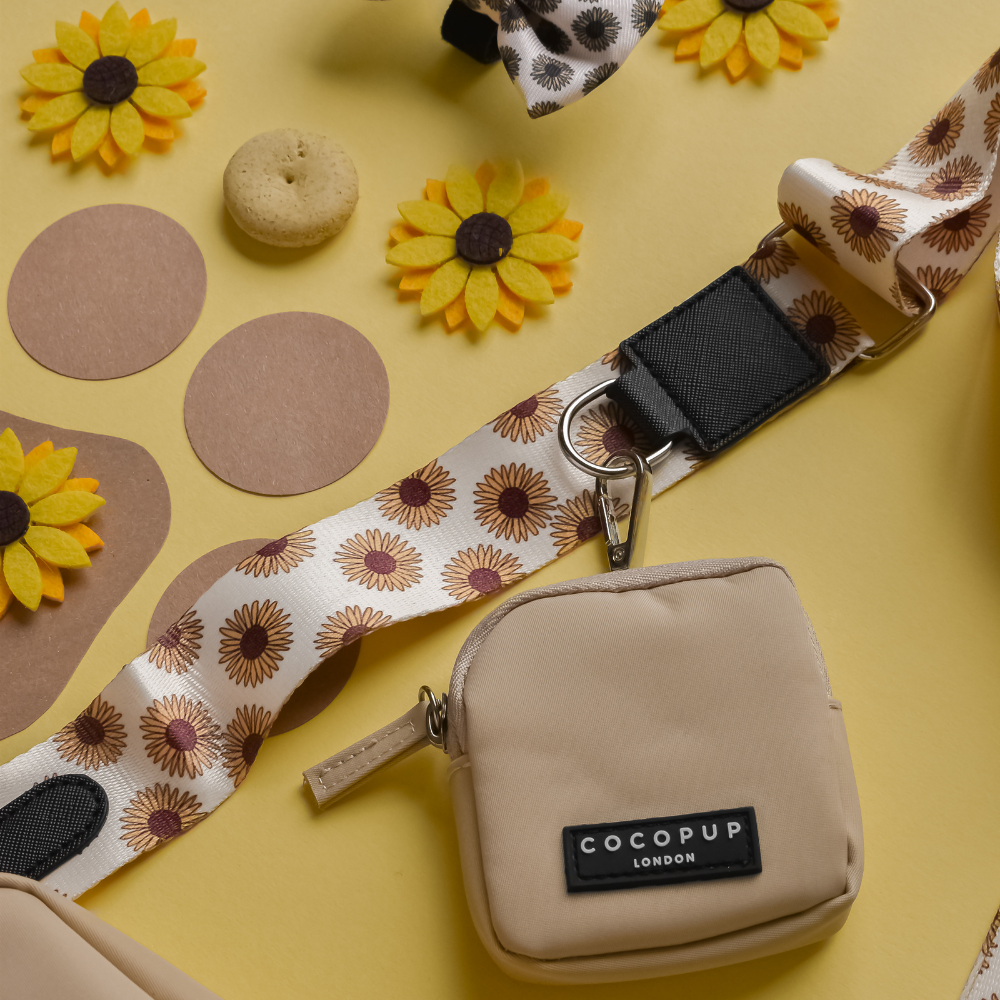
462 0 656 118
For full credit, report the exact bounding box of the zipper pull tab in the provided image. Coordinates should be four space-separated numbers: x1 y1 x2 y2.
302 686 447 810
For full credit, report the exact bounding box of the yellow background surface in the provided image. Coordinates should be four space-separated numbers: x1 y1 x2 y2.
2 2 999 997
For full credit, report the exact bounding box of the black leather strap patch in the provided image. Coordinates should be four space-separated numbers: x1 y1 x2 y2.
608 267 830 453
441 1 501 64
0 774 108 880
563 807 761 893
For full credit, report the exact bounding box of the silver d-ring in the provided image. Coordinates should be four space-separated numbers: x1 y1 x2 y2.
558 379 674 479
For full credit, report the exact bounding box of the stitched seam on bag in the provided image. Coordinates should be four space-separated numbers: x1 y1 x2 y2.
316 723 415 788
624 268 826 449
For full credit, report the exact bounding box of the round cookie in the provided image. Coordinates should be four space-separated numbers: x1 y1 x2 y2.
223 130 359 247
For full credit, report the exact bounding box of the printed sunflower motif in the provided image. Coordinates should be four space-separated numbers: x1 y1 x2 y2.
218 599 293 687
916 266 961 303
220 705 272 787
632 0 662 36
550 489 629 556
582 62 619 96
575 402 647 466
908 98 964 167
235 530 314 579
832 163 905 191
974 47 1000 94
120 782 205 853
442 545 524 602
528 101 563 119
498 44 520 81
786 290 861 366
601 347 628 371
53 695 127 770
315 606 391 656
376 460 456 530
473 463 556 543
334 529 422 591
922 196 992 255
140 694 218 778
387 161 581 332
572 8 621 52
778 202 837 260
829 189 906 264
986 94 1000 155
0 428 105 619
659 0 838 82
917 156 983 202
530 54 574 90
492 388 562 443
149 607 202 673
18 3 205 167
744 238 798 282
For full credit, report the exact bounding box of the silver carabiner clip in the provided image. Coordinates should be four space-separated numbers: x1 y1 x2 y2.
596 449 652 571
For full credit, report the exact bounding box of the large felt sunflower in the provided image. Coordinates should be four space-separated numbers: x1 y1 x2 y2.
659 0 838 81
19 3 205 166
387 161 582 333
0 429 105 618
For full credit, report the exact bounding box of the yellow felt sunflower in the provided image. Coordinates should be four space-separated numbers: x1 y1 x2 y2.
387 161 582 333
659 0 838 81
19 3 205 167
0 429 106 618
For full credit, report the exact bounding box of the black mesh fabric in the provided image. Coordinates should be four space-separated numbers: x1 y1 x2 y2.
0 774 108 880
608 267 830 453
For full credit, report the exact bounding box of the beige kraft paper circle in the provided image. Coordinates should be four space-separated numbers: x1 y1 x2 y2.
147 538 360 736
7 205 207 380
184 312 390 495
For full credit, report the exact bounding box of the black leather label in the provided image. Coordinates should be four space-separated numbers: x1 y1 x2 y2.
563 807 761 893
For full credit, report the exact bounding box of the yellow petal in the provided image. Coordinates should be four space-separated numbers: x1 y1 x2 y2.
28 91 88 131
444 292 468 332
62 522 104 551
725 36 751 78
4 543 42 611
420 259 472 315
20 94 52 113
38 559 64 602
767 1 828 39
137 56 205 87
99 2 133 56
386 235 457 268
166 39 197 57
29 491 105 526
660 0 725 31
79 11 101 45
486 161 524 219
127 18 177 67
397 200 461 236
60 477 99 493
521 177 549 202
52 124 75 155
130 9 151 31
55 20 99 69
539 263 573 291
424 178 449 207
445 165 484 220
32 47 69 64
744 9 780 67
170 80 205 105
130 85 192 118
138 108 173 140
496 279 525 327
99 132 121 167
24 526 91 569
547 217 583 240
399 269 435 291
0 572 12 619
674 27 706 58
465 267 499 331
20 62 84 93
496 257 555 304
700 11 743 66
510 233 580 264
779 32 803 67
506 193 570 236
23 441 54 470
475 161 496 196
110 99 144 155
0 428 25 492
71 104 110 161
18 447 76 505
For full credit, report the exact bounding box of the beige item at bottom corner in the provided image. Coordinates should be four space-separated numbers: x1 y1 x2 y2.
0 872 222 1000
223 129 359 247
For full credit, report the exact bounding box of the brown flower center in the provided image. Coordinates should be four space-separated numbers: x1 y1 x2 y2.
256 537 288 558
602 424 634 456
751 242 776 261
792 223 818 247
943 210 971 232
849 204 881 238
575 515 601 542
725 0 773 12
0 491 30 546
926 119 951 147
510 396 539 419
467 567 502 594
498 487 530 519
147 809 183 840
74 714 106 746
455 212 513 265
364 549 397 575
341 624 368 646
934 176 963 196
242 732 264 765
157 624 182 650
804 314 837 345
240 623 270 660
165 718 199 752
82 55 138 105
398 477 432 507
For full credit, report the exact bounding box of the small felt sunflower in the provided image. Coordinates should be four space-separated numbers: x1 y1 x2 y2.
386 161 582 333
0 428 106 618
659 0 838 82
19 3 205 167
